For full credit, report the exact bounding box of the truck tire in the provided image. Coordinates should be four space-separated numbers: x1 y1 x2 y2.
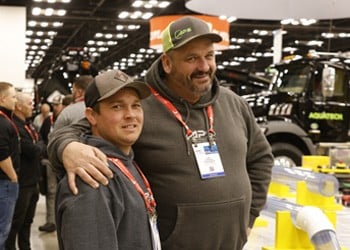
271 142 303 167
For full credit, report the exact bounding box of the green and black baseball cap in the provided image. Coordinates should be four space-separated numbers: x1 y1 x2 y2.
162 16 222 52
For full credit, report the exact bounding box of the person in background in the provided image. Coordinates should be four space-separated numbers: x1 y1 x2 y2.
38 94 66 233
48 16 274 249
0 82 19 250
56 70 160 250
62 94 74 107
32 103 51 131
5 92 46 250
54 75 93 130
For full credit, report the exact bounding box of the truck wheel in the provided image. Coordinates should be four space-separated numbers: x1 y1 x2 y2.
271 142 303 167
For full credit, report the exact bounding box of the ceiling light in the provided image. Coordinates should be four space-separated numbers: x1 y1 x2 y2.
28 21 37 27
128 24 140 30
229 45 240 50
132 1 170 8
48 31 57 36
230 61 240 66
132 1 143 7
219 15 237 23
283 47 297 53
158 1 170 8
330 58 340 62
53 22 63 27
142 12 153 19
307 40 323 47
144 3 153 8
246 57 257 62
34 0 71 2
44 8 54 16
119 11 129 19
322 32 335 39
105 34 113 39
57 9 67 16
32 7 41 16
300 18 317 26
130 11 142 19
263 52 273 57
338 33 350 38
107 41 117 46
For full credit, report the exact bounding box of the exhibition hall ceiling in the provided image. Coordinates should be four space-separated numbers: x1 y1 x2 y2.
2 0 350 81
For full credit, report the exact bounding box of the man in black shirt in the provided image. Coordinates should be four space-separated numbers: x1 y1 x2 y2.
0 82 19 250
6 92 45 250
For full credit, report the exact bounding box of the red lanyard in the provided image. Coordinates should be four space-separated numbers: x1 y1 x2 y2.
108 157 156 216
75 96 84 102
0 110 19 137
24 124 39 143
49 114 54 126
149 86 216 142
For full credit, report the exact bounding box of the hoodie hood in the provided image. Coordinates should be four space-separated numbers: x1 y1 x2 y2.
82 134 133 165
145 56 220 109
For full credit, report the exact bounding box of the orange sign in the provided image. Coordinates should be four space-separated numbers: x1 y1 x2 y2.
149 15 230 51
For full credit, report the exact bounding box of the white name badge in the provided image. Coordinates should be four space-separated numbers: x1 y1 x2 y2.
149 215 161 250
192 142 225 179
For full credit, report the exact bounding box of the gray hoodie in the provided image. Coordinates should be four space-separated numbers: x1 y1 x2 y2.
56 135 154 250
134 57 273 249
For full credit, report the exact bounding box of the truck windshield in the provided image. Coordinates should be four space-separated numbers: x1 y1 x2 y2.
271 65 310 94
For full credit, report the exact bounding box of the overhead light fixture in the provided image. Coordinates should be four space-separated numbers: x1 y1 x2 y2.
219 15 237 23
132 1 170 8
33 0 71 3
31 7 67 16
281 18 317 26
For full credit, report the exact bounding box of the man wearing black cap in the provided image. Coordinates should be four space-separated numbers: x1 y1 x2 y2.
48 16 273 250
55 70 160 250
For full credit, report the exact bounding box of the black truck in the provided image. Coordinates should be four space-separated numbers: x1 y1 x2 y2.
242 53 350 167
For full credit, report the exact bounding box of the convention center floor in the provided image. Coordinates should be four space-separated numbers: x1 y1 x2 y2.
30 195 350 250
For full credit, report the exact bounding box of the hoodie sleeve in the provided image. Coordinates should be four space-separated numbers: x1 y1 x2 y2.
56 176 122 250
47 117 90 173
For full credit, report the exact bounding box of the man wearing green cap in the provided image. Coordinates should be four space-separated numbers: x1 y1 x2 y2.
48 16 273 250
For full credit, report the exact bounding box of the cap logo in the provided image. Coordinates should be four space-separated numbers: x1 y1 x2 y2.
113 70 129 83
174 27 192 40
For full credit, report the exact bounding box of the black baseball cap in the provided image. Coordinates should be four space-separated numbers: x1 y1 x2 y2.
162 16 222 52
85 69 150 108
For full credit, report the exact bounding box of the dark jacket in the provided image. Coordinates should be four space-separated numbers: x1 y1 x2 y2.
55 135 154 250
39 114 55 158
0 106 20 180
13 115 45 187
